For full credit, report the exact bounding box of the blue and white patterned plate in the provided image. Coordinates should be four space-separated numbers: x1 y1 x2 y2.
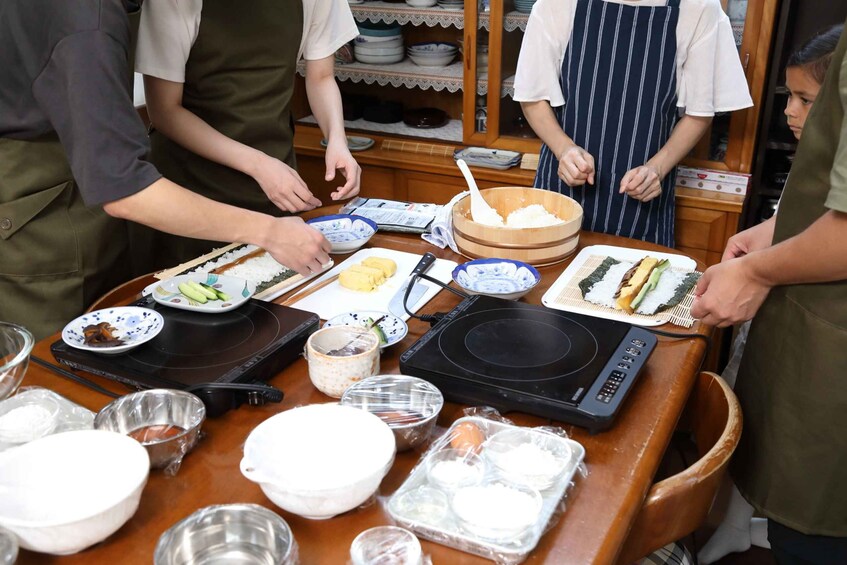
150 273 255 313
322 310 408 349
62 307 164 355
452 258 541 301
307 214 378 254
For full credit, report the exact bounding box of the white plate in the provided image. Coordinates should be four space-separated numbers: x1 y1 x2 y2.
323 311 408 349
62 307 164 355
150 274 255 313
541 245 697 326
320 136 375 152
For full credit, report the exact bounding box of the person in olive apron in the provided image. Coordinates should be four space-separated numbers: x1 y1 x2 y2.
514 0 752 247
692 19 847 561
0 0 331 340
133 0 360 273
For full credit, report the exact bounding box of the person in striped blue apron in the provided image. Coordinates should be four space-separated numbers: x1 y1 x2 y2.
515 0 752 247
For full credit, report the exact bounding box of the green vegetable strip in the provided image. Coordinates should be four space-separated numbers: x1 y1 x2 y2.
631 259 670 310
578 257 620 297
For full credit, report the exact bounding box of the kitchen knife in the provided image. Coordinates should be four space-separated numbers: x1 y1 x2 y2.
388 252 437 317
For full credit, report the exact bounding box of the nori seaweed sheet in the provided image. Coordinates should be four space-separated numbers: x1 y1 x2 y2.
655 272 701 313
173 243 296 294
578 256 621 297
173 244 251 277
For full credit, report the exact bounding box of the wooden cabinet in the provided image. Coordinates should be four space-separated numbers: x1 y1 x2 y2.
292 1 779 265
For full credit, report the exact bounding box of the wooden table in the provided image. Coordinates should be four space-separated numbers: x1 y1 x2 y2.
15 228 708 565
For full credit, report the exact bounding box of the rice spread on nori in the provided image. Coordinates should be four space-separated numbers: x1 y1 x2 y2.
578 257 621 296
578 256 700 315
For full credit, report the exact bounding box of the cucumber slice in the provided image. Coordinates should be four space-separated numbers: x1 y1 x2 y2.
188 280 218 300
365 318 388 345
199 282 231 301
631 259 670 310
178 282 208 304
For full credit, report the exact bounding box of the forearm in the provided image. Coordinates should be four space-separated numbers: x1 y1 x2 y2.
745 210 847 286
521 101 575 158
647 114 712 177
143 76 263 177
305 57 346 146
103 178 275 249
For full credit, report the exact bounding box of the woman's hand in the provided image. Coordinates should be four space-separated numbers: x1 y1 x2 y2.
722 216 776 261
558 145 595 186
620 165 662 202
324 141 361 201
253 154 321 213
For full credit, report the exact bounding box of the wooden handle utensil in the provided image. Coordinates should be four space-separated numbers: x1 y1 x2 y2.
279 274 339 306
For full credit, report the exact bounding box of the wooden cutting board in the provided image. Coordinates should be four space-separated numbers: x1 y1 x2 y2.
281 247 457 321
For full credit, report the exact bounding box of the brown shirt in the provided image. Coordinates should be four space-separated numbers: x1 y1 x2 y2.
731 21 847 536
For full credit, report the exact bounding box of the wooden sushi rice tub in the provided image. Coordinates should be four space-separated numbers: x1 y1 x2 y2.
452 187 584 266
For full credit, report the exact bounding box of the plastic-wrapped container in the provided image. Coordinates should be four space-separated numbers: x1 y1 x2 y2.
387 413 586 564
340 375 443 451
94 389 205 475
0 387 94 452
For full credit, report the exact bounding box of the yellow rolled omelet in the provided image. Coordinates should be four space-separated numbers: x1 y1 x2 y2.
348 264 385 285
362 257 397 278
339 269 377 291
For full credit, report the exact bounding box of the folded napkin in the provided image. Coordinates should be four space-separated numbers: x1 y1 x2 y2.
421 190 468 253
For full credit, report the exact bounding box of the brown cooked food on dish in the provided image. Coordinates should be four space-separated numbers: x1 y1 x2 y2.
82 322 125 347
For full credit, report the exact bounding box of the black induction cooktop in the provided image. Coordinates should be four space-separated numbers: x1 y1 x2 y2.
399 295 657 432
51 297 318 409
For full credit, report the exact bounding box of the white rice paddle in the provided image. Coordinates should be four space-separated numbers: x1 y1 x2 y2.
456 159 504 226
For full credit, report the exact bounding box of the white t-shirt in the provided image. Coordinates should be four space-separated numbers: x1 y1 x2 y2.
514 0 753 116
135 0 359 83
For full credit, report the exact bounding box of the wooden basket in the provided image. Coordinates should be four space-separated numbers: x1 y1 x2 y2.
452 187 583 266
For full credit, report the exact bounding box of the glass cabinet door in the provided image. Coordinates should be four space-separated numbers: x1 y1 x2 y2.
683 0 778 173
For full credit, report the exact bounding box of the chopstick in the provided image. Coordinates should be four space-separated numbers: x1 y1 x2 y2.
280 274 340 306
30 355 121 398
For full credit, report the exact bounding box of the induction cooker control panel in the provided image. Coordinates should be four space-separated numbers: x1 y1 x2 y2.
580 329 657 419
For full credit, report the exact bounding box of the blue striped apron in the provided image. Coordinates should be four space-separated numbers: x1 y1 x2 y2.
534 0 680 247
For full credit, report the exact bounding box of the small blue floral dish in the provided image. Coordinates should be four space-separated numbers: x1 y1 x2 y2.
307 214 378 254
323 310 408 349
452 258 541 301
62 307 164 355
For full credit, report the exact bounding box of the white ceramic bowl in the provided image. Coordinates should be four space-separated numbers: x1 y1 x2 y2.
406 42 459 55
355 34 404 45
241 404 396 519
0 430 149 555
405 0 437 7
306 214 377 254
355 52 405 65
61 306 164 355
408 53 456 67
452 258 541 300
355 44 405 57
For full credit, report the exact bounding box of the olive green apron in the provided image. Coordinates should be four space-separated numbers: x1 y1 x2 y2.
731 29 847 536
131 0 304 274
0 136 132 342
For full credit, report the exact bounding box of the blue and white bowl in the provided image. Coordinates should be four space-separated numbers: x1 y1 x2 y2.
452 258 541 301
306 214 378 254
62 307 164 355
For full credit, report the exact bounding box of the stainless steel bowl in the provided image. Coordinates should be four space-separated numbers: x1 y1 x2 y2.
94 389 205 470
341 375 443 451
0 323 34 401
154 504 298 565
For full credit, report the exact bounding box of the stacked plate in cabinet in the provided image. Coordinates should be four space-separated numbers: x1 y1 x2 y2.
514 0 538 14
437 0 464 10
355 22 404 64
407 42 459 68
